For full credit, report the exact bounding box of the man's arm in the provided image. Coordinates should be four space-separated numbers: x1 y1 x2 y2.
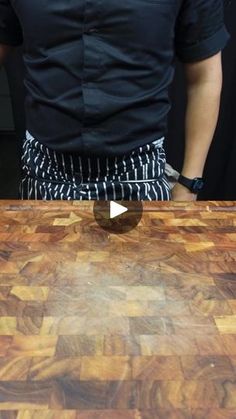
172 51 223 200
181 51 223 178
0 44 15 66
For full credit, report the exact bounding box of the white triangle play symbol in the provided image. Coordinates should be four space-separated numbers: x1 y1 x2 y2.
110 201 128 219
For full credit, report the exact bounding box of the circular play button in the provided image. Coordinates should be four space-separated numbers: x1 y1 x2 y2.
93 201 143 234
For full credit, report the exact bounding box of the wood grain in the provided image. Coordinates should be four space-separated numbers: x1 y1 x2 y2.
0 200 236 418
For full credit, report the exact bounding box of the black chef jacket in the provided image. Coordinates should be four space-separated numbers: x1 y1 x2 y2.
0 0 231 157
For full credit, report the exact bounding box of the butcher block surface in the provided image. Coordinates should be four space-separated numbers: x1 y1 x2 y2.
0 200 236 418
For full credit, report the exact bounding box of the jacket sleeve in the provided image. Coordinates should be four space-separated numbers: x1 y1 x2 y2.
0 0 23 46
174 0 230 62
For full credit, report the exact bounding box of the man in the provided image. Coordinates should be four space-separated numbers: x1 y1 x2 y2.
0 0 230 201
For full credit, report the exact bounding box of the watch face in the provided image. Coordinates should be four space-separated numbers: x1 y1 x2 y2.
192 179 204 192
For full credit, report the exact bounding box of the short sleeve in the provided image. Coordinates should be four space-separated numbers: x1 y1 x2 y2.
0 0 23 46
174 0 231 63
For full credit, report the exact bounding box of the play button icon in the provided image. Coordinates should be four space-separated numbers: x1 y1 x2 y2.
110 201 128 219
93 201 143 234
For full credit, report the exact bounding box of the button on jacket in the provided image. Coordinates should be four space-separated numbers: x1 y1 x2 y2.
0 0 231 157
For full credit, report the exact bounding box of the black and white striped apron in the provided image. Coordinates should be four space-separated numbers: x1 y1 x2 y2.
19 130 172 200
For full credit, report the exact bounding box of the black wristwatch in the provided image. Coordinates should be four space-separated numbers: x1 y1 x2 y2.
177 174 204 194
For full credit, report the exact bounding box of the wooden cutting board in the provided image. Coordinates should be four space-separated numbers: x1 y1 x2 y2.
0 200 236 418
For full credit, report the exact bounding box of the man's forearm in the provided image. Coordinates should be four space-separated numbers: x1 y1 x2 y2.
181 57 223 179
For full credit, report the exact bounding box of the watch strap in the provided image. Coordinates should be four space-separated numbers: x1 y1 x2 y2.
178 174 204 193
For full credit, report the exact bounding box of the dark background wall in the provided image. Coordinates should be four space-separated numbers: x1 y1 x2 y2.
0 1 235 200
0 68 15 130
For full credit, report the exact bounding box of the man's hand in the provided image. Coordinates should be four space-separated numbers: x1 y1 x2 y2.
171 182 197 201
